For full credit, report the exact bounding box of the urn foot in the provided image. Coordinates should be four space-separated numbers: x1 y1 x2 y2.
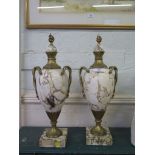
39 128 67 148
46 111 62 138
86 127 112 145
90 109 107 136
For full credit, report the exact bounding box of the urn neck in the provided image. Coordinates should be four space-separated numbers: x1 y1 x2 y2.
90 51 108 68
43 51 61 69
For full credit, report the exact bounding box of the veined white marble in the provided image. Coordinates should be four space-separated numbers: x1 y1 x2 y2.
35 69 70 113
86 127 112 145
81 68 116 111
39 128 67 148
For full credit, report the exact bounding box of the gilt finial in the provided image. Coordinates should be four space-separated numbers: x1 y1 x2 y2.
96 35 102 44
48 33 54 44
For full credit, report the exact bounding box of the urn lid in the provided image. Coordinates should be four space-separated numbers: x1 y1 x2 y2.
43 34 61 69
90 35 108 69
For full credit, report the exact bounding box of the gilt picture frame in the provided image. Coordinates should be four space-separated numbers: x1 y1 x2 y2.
25 0 135 30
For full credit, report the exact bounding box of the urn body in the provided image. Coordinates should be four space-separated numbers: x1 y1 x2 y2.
34 68 71 113
80 67 117 111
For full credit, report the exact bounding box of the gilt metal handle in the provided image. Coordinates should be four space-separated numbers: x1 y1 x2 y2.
109 66 118 97
79 67 90 97
32 66 42 99
61 66 72 97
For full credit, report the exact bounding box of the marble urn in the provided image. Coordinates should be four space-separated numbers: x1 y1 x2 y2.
32 34 72 148
79 35 118 145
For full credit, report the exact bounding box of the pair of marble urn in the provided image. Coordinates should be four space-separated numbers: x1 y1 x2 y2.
32 34 118 148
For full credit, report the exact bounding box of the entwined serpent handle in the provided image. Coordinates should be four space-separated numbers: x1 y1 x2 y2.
32 66 42 99
79 67 90 97
61 66 72 98
109 66 118 97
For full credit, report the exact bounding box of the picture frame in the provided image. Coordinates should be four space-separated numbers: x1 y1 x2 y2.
25 0 135 30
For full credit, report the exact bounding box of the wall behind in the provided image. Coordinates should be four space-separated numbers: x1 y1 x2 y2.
20 0 135 127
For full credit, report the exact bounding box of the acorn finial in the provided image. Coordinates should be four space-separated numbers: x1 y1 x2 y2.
96 35 102 44
48 33 54 44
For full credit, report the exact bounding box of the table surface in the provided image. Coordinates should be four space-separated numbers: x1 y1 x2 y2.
19 127 135 155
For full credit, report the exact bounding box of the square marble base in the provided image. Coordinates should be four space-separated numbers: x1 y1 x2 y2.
39 128 67 148
86 127 113 145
